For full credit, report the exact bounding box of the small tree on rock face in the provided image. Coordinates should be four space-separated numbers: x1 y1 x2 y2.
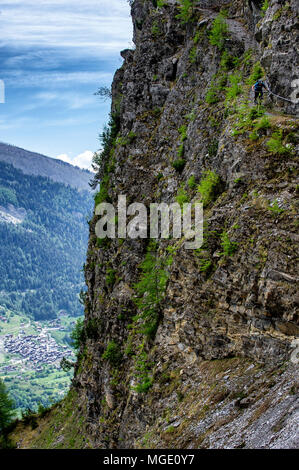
70 318 85 351
60 357 75 371
176 0 196 24
94 86 112 100
0 379 15 433
209 13 229 50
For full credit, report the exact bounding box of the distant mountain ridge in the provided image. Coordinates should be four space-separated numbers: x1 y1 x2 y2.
0 142 92 191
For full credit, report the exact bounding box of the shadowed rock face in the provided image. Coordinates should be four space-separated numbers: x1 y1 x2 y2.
10 0 298 450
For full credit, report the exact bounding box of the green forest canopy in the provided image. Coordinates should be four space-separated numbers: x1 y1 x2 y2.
0 160 93 320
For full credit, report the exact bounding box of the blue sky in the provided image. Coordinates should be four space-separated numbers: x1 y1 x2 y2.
0 0 133 169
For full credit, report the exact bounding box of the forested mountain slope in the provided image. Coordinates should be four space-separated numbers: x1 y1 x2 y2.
0 160 92 320
0 159 93 414
0 142 92 191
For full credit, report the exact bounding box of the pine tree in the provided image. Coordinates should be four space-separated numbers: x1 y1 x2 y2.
0 379 15 432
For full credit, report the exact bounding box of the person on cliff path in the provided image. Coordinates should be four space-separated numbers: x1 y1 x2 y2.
252 79 268 104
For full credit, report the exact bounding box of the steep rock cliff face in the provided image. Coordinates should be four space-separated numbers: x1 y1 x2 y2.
12 0 299 449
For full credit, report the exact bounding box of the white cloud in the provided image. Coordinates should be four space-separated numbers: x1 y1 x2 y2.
33 91 96 110
5 71 113 87
56 150 94 170
0 0 133 53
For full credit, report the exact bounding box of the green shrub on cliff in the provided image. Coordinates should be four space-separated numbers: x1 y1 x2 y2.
177 142 185 157
175 184 189 207
176 0 196 25
249 115 271 140
198 258 213 273
102 341 123 366
133 344 153 393
179 124 188 142
255 115 271 131
261 0 269 15
208 140 219 157
247 62 264 85
220 231 238 256
70 318 85 351
225 73 243 102
206 73 227 104
231 102 265 135
116 135 129 147
151 20 161 38
220 51 239 71
94 173 110 206
85 318 101 340
189 46 197 64
187 175 196 189
172 158 186 172
209 13 229 50
105 268 117 287
91 110 120 191
198 170 222 207
249 130 259 141
206 82 220 104
266 130 289 154
134 241 169 339
268 199 284 215
193 29 203 45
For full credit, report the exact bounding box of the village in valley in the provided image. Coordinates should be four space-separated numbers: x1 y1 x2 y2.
2 330 71 372
0 309 78 413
